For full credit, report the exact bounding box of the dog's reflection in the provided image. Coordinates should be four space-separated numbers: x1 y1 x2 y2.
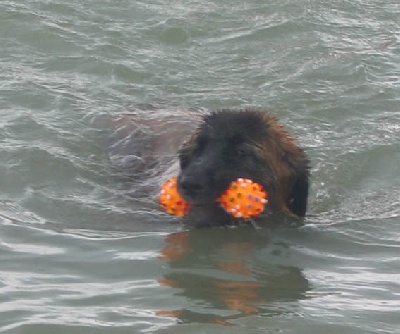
157 229 309 325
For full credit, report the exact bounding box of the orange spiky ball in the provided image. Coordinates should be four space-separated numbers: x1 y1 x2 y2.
217 178 268 218
159 177 190 217
159 177 268 219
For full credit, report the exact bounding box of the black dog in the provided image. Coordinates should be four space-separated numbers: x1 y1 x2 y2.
177 110 309 225
110 108 309 226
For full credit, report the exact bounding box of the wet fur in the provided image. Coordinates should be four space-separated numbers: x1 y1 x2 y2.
177 110 310 225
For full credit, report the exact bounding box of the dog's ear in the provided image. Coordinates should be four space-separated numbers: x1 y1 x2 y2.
178 127 202 170
287 171 309 217
178 139 194 170
178 146 190 170
284 150 309 217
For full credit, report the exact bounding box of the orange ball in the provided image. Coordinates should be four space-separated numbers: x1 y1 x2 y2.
159 177 190 217
159 177 268 219
217 178 268 218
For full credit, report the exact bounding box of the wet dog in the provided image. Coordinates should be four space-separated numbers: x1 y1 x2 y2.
110 108 309 226
176 110 309 225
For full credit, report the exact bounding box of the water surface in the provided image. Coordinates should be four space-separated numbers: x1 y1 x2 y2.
0 0 399 333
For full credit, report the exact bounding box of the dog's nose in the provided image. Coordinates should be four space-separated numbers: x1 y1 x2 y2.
180 178 203 192
178 177 204 198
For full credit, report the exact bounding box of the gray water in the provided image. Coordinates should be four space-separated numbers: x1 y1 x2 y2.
1 0 399 333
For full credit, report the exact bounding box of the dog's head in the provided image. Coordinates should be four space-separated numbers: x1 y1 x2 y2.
177 110 276 205
177 110 309 219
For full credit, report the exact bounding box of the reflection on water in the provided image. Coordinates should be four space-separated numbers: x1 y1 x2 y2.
157 228 309 326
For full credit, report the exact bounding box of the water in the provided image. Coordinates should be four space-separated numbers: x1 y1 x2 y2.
0 0 399 333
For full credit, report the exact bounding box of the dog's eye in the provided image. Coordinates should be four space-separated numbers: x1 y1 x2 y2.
193 137 208 154
234 146 248 157
224 146 250 163
178 148 191 169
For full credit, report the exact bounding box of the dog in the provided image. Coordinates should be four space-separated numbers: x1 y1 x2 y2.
110 108 309 226
176 109 309 226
